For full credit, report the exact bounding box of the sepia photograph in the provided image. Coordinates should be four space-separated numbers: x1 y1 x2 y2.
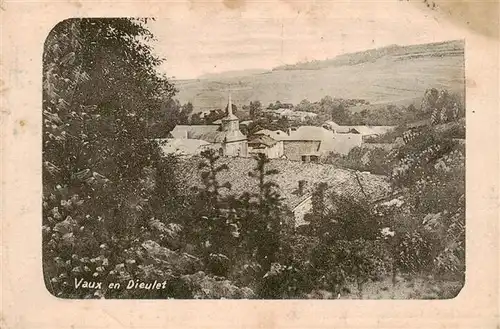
42 14 466 300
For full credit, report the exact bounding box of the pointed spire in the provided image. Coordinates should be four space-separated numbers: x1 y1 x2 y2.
228 90 233 116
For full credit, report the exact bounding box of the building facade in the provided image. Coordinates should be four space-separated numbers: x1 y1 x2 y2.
248 135 284 159
168 92 248 157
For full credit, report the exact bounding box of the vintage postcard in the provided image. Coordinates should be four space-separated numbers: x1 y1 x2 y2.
1 0 498 328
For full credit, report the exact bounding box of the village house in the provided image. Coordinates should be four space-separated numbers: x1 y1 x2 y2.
254 129 288 140
248 135 284 159
255 125 363 161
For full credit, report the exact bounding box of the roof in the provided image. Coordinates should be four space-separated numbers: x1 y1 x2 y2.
248 135 279 148
254 129 288 141
222 113 239 121
170 125 220 139
195 131 227 143
349 126 395 136
323 121 341 129
284 126 335 141
170 124 245 143
158 138 211 156
323 121 395 136
175 157 393 211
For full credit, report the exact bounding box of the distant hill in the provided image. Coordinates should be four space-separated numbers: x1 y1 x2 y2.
173 40 465 112
272 40 465 71
197 69 269 80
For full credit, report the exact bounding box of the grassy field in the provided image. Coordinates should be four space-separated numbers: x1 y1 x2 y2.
173 40 465 112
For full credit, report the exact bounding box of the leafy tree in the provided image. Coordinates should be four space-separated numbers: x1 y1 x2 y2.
204 108 226 124
149 98 182 137
42 18 177 298
303 182 329 235
179 102 194 124
421 88 440 114
295 99 316 113
249 100 262 119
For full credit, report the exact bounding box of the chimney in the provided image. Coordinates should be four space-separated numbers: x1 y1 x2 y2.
288 127 292 136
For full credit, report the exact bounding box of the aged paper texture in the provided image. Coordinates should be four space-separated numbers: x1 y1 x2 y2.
1 0 499 328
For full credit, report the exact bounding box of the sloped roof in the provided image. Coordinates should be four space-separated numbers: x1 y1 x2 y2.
248 135 278 148
175 157 392 210
254 129 288 141
170 125 220 139
170 125 229 143
284 126 335 141
323 121 395 136
323 121 341 129
349 126 395 136
196 131 227 143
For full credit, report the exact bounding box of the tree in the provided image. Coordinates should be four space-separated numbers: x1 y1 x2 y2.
304 182 330 236
179 102 194 124
295 99 316 113
190 149 236 276
304 190 386 297
249 100 262 119
149 98 182 137
247 154 287 273
421 88 439 114
42 18 177 298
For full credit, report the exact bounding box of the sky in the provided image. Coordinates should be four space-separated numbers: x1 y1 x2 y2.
147 1 465 80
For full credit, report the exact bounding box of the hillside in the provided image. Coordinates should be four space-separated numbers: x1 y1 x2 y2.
172 40 464 112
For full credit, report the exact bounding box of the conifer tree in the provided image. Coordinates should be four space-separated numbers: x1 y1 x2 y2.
192 149 235 275
247 153 285 273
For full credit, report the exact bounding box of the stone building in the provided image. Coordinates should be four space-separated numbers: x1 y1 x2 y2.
168 92 248 157
248 135 284 159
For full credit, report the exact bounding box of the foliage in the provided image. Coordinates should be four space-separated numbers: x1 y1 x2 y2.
322 146 392 175
42 18 251 299
247 154 288 273
187 149 237 274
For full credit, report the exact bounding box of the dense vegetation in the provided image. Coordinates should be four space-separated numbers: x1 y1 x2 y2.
43 18 465 299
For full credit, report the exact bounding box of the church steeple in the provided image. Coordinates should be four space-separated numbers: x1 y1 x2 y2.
223 90 238 121
220 89 248 157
